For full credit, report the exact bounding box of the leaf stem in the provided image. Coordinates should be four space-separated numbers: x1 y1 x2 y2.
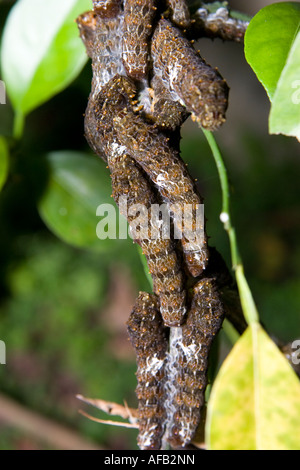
222 318 240 345
13 111 25 140
202 129 259 325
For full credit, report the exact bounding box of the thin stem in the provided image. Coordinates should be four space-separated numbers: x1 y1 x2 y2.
202 129 229 215
202 128 240 268
235 265 260 325
223 318 240 345
13 111 25 140
202 129 259 325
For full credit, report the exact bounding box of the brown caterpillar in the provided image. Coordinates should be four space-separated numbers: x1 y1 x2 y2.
110 152 187 327
127 279 224 449
78 7 189 325
113 96 209 277
166 277 225 448
87 75 187 326
127 292 168 450
151 19 229 130
77 3 124 90
78 6 212 278
76 10 98 59
77 3 125 160
122 0 156 80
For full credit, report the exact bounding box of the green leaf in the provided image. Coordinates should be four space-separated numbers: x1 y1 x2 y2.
0 136 9 191
206 323 300 450
38 151 124 252
269 31 300 140
1 0 92 118
244 2 300 140
245 2 300 100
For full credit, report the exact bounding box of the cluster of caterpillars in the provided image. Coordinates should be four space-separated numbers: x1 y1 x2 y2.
77 0 248 450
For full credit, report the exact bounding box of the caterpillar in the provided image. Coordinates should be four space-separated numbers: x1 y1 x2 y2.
128 279 225 449
76 10 98 59
151 19 229 130
78 6 191 325
122 0 156 80
112 94 209 277
110 152 187 328
127 292 168 450
77 3 124 92
77 3 125 160
87 75 187 327
166 277 225 448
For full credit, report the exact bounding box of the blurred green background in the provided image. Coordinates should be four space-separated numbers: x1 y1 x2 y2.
0 0 299 450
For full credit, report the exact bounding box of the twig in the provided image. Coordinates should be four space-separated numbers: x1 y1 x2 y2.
78 410 139 429
0 393 102 450
76 394 138 422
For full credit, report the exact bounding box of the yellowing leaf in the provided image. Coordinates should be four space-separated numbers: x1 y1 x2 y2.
206 323 300 450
